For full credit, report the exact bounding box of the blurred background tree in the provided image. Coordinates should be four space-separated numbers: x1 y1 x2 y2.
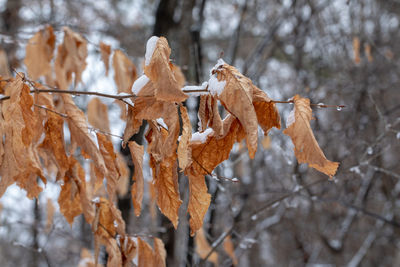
1 0 400 266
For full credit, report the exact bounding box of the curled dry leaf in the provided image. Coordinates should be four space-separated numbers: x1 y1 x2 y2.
177 105 192 171
24 25 55 80
100 42 111 75
0 76 45 199
209 62 280 158
87 97 111 133
283 95 339 177
144 37 187 102
113 49 137 93
55 27 87 90
137 237 166 267
93 197 125 239
115 153 130 197
62 94 106 174
128 141 144 217
154 238 167 267
195 228 219 266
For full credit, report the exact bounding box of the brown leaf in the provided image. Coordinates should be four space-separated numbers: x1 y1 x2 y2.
177 105 192 171
353 37 361 64
283 95 339 177
54 27 87 90
62 94 106 174
252 86 281 134
170 63 186 88
39 111 69 180
223 235 237 266
209 63 261 158
188 173 211 236
97 133 120 201
154 238 166 267
144 37 188 102
78 248 98 267
100 42 111 75
116 153 130 197
45 198 55 233
128 141 144 217
198 95 212 132
119 235 137 267
113 49 137 93
24 25 55 80
195 228 219 266
138 238 154 267
0 76 45 198
87 97 111 133
93 197 125 239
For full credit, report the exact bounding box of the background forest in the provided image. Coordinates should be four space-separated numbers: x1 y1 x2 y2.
1 0 400 266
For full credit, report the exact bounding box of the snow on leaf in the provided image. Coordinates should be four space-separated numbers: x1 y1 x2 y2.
144 37 188 102
128 141 144 217
283 95 339 177
24 25 55 80
99 42 111 75
113 49 137 94
54 27 87 90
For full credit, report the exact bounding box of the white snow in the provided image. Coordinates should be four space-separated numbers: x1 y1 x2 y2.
182 82 209 96
208 75 226 96
156 118 168 130
92 197 100 203
286 107 296 127
210 58 226 74
145 36 159 66
191 128 214 143
117 92 134 106
131 74 150 95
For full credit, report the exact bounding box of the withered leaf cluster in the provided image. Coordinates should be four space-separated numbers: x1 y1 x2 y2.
0 25 339 265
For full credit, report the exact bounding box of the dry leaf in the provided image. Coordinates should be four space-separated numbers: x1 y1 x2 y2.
39 111 69 180
365 43 373 63
78 248 99 267
100 42 111 75
0 76 45 199
113 49 137 93
188 173 211 236
154 238 166 267
353 37 361 64
55 27 87 90
138 238 154 267
46 198 55 233
24 25 55 80
223 235 237 266
209 63 279 158
128 141 144 216
195 228 219 266
87 98 111 133
97 133 120 201
283 95 339 177
144 37 188 102
115 153 130 197
62 94 106 174
177 105 192 171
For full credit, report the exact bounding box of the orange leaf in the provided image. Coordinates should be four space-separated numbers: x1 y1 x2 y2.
24 25 55 80
188 174 211 236
283 95 339 177
87 97 111 133
62 94 106 174
54 27 87 90
177 105 192 171
195 228 219 266
128 141 144 217
144 37 188 102
113 49 137 93
45 198 55 233
138 238 154 267
100 42 111 75
223 235 237 266
154 238 166 267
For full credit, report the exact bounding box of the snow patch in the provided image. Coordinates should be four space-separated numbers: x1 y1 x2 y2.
191 128 214 143
286 107 295 127
208 75 226 96
145 36 159 66
210 58 226 74
182 82 209 96
117 92 134 106
131 74 150 95
156 118 168 130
